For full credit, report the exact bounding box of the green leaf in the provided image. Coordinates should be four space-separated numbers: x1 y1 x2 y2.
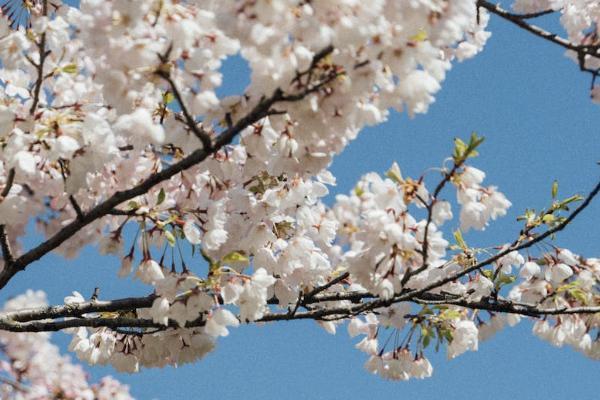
495 272 516 288
453 133 485 163
61 64 78 74
423 332 431 348
466 133 482 158
163 91 175 104
556 281 580 293
222 251 250 267
419 306 433 315
156 188 166 206
354 185 364 197
551 180 558 199
164 230 176 247
421 325 437 349
542 214 555 224
385 162 403 184
570 288 589 305
127 200 139 210
453 229 467 250
439 309 462 320
469 132 485 146
482 269 494 280
452 138 468 162
442 329 453 343
409 28 428 42
560 194 584 207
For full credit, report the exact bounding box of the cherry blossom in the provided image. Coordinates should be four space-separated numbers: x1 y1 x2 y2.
0 291 132 399
0 0 597 394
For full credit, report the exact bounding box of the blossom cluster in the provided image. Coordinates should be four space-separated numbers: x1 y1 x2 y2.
0 290 133 399
0 0 597 387
0 0 491 259
511 250 600 358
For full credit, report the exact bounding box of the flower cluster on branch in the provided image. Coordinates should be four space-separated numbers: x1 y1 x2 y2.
0 0 598 395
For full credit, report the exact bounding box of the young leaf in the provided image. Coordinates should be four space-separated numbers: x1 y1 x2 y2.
164 230 176 247
61 64 78 74
157 188 166 206
453 229 467 250
222 251 250 267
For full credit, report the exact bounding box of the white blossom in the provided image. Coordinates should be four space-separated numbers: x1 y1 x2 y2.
448 320 479 359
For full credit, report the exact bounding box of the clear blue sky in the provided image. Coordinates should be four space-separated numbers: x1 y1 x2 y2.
3 7 600 400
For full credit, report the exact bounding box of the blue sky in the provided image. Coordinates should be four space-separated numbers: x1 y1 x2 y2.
2 6 600 400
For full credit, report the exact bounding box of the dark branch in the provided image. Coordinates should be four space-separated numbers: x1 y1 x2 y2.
69 195 84 221
1 294 156 322
0 168 16 265
413 295 600 317
401 161 463 287
0 168 15 199
0 46 337 290
0 289 598 333
478 1 600 71
29 0 49 115
396 178 600 304
304 272 350 300
0 376 28 393
156 69 213 151
0 226 13 266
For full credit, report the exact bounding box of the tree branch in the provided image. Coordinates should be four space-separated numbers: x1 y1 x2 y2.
2 177 592 332
156 68 213 151
404 178 600 300
401 161 463 287
313 178 600 317
0 46 337 290
478 1 578 51
478 2 556 20
0 168 16 266
0 168 15 199
69 195 84 221
0 288 598 333
478 0 600 75
0 0 48 270
0 376 28 393
0 226 13 267
413 295 600 317
1 295 156 322
29 0 49 115
303 272 350 300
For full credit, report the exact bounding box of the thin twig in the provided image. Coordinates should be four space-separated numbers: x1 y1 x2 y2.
69 195 84 221
478 0 600 78
0 375 28 393
29 0 49 115
303 272 350 300
156 69 213 151
386 179 600 310
0 226 13 266
0 168 16 266
326 178 600 316
0 169 15 199
401 162 462 287
479 0 600 88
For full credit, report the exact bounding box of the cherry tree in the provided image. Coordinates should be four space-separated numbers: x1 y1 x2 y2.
0 0 598 397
